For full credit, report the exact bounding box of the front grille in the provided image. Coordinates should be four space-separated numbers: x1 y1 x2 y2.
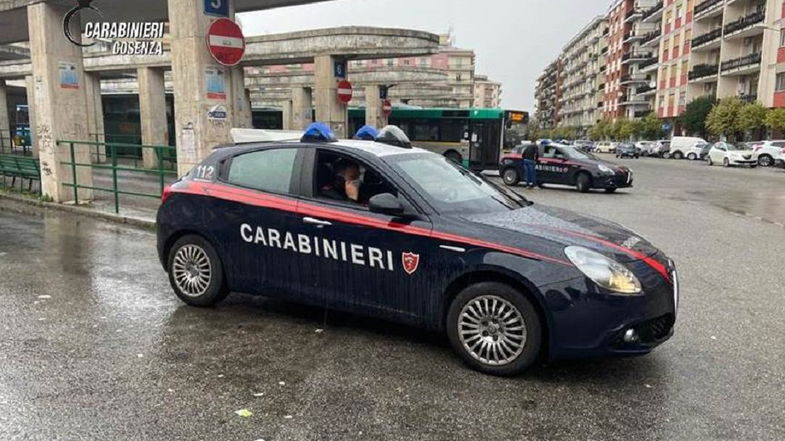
637 314 674 342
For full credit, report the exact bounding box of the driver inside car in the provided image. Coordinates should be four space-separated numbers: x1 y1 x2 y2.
320 159 363 203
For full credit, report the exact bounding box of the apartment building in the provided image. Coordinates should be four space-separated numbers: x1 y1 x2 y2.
686 0 779 109
558 16 609 133
473 75 503 108
534 58 563 129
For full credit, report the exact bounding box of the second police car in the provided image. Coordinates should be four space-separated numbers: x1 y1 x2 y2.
499 142 633 193
157 123 677 376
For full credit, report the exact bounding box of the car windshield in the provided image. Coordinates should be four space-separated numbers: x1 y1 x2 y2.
386 153 530 214
561 146 599 160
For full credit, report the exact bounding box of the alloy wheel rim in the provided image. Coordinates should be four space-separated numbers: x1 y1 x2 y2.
504 170 516 183
458 295 526 366
760 157 771 166
172 244 212 297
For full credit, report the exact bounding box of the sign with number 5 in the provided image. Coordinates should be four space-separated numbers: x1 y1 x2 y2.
205 0 229 17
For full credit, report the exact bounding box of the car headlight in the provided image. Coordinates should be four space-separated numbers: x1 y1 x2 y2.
564 246 642 294
598 164 615 175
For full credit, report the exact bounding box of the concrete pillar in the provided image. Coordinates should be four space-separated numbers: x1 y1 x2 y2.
230 68 252 128
169 0 239 176
0 79 9 152
291 87 313 130
314 55 348 138
27 2 93 202
364 85 388 129
24 75 38 157
83 72 105 162
281 100 293 130
138 67 168 168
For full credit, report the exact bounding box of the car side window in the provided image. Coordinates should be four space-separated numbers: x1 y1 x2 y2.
227 148 299 194
542 146 558 158
313 150 398 207
773 142 785 148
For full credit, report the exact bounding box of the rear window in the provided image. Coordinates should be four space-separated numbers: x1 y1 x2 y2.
227 148 299 194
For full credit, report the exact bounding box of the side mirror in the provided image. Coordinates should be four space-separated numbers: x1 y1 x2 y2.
369 193 405 216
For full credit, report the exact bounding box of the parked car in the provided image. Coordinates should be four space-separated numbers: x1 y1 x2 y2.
750 140 785 167
775 148 785 168
574 140 595 152
667 137 709 160
706 142 758 167
616 143 640 158
635 141 655 156
595 141 617 154
649 140 669 157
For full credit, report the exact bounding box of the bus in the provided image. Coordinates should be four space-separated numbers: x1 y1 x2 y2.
348 108 529 170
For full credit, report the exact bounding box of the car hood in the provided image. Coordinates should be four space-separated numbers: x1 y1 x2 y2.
460 204 658 263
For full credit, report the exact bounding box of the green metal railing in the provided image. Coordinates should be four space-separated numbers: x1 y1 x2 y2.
88 133 177 170
57 140 178 214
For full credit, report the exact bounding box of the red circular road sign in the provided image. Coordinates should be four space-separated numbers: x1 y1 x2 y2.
382 99 393 116
337 80 353 104
206 18 246 66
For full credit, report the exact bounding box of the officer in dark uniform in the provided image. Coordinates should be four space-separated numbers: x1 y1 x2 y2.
520 141 541 188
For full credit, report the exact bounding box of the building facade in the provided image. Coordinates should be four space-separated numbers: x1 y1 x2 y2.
558 16 609 134
473 75 502 108
534 58 563 129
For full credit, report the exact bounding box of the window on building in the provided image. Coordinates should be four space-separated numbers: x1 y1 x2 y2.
780 29 785 47
776 73 785 91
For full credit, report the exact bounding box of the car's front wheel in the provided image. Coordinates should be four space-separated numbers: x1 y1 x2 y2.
723 158 730 167
687 153 696 160
575 173 591 193
167 235 229 307
758 155 773 167
446 282 542 376
501 167 520 186
707 156 714 166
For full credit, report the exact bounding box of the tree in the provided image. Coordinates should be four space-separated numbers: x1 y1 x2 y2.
679 96 715 137
765 107 785 135
737 102 769 140
589 119 612 140
706 97 745 140
638 113 664 140
613 118 635 141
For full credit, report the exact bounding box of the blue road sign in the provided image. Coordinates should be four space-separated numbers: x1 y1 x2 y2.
205 0 229 17
334 60 347 79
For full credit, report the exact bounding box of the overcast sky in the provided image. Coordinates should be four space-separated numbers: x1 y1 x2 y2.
239 0 611 111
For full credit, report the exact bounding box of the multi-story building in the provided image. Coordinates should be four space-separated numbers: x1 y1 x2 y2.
558 16 609 134
651 0 694 123
687 0 778 108
473 75 503 108
535 58 563 129
604 0 661 120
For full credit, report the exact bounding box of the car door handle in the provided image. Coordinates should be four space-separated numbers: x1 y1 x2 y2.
303 217 332 227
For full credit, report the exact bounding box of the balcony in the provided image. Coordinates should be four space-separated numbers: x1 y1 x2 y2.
694 0 723 20
636 83 656 95
739 93 758 103
692 28 722 49
633 110 651 118
638 57 659 71
641 1 664 23
621 74 649 84
640 30 662 47
625 8 644 23
724 10 765 38
622 51 655 64
689 63 719 81
720 53 762 74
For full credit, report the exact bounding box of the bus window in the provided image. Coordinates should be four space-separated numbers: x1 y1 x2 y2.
440 120 466 143
413 120 439 141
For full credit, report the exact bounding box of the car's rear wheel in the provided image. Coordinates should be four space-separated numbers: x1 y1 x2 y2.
687 153 696 160
446 282 542 376
758 154 773 167
575 173 591 193
501 167 520 186
167 235 229 307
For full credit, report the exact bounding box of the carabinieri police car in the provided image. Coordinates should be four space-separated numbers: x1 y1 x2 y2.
157 123 677 376
500 143 634 193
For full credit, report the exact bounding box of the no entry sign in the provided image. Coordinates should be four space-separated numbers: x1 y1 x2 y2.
206 18 245 66
382 99 393 116
337 80 353 104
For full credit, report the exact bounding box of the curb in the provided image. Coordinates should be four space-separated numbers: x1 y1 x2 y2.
0 191 156 230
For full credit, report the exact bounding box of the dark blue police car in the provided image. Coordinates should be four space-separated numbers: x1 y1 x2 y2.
157 124 677 376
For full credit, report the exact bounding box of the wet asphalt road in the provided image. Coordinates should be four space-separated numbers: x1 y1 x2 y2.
1 157 783 441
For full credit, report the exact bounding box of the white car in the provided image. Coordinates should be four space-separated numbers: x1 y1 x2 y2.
750 140 785 167
595 141 617 153
706 142 758 168
635 141 655 155
668 136 708 160
650 140 671 157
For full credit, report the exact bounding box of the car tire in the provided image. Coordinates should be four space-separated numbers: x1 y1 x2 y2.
167 234 229 307
723 158 730 167
673 151 683 160
575 173 591 193
707 156 714 166
446 282 542 376
662 152 671 159
687 153 696 160
501 167 520 186
445 151 463 165
758 154 773 167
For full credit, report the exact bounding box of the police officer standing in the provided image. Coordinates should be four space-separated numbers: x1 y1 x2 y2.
520 141 541 188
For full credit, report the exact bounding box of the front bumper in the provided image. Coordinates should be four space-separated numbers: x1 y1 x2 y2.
541 256 677 360
596 171 633 189
729 158 757 166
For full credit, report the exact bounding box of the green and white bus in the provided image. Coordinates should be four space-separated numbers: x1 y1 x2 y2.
348 108 529 170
